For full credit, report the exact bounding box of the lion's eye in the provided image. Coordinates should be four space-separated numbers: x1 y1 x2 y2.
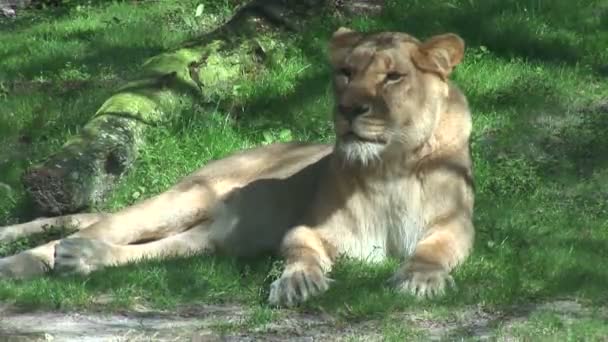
385 72 404 82
338 68 352 79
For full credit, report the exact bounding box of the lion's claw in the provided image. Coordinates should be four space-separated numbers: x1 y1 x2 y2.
268 264 332 307
388 264 455 298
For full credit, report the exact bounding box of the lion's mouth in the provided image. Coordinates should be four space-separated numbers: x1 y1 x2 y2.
342 131 387 144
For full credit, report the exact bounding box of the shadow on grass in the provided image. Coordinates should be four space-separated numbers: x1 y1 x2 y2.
0 30 165 82
482 88 608 182
377 0 607 67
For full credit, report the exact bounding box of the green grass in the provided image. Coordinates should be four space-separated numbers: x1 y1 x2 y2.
1 0 608 339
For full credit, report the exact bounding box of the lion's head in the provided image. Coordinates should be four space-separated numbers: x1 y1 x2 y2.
328 28 466 166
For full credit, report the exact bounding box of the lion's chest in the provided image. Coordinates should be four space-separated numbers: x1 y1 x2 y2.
340 177 425 262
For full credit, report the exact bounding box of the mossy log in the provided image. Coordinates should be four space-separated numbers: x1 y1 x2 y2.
22 0 327 215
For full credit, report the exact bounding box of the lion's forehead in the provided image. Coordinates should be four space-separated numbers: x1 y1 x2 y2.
362 32 419 48
343 36 417 73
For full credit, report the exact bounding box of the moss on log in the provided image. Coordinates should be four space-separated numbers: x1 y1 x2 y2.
22 48 205 214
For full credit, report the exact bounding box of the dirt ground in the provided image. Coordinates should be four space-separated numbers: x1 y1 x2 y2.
1 299 603 341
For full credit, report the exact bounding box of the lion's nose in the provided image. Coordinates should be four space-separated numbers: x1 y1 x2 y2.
338 103 370 121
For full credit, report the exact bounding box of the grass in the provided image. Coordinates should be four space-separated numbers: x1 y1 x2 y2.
1 0 608 339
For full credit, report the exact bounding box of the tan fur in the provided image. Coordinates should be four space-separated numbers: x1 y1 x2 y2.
0 29 474 306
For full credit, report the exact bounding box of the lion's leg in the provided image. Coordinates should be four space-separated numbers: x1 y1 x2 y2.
0 213 108 244
53 221 213 275
0 178 222 279
388 216 474 297
0 218 214 279
72 180 219 245
268 226 336 307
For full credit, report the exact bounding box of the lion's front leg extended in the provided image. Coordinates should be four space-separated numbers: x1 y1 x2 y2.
388 216 474 298
268 226 335 307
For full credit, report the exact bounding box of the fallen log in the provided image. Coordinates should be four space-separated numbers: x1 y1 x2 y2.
22 0 325 215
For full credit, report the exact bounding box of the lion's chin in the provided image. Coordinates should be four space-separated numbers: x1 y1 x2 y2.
335 139 386 167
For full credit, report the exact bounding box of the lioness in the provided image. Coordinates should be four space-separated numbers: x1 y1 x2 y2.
0 28 474 306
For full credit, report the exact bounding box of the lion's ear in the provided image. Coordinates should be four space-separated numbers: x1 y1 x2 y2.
412 33 465 80
329 27 363 64
331 27 361 46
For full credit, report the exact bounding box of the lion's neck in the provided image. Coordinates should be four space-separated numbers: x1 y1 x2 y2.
328 152 414 189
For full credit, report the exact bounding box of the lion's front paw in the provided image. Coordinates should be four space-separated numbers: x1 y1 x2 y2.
268 263 331 307
388 262 455 298
54 238 120 276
